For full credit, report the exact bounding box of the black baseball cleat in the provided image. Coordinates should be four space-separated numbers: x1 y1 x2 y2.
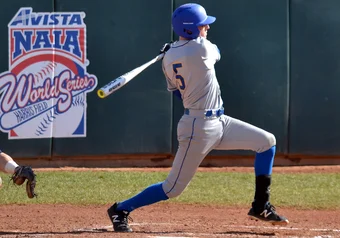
107 203 133 232
248 202 289 226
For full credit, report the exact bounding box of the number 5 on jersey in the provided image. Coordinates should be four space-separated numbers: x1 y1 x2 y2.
172 63 185 90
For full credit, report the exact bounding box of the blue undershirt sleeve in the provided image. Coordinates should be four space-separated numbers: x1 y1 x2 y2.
173 90 182 101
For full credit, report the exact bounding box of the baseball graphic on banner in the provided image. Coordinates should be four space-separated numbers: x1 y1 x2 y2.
0 8 98 139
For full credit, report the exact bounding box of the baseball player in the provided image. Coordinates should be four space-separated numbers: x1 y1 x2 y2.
0 150 36 198
107 3 289 232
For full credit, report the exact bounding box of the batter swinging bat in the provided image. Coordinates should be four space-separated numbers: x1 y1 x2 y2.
97 53 165 98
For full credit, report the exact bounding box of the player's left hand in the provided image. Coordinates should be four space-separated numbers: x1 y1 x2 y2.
160 42 172 54
11 166 37 198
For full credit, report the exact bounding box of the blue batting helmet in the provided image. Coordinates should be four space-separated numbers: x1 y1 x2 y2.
172 3 216 39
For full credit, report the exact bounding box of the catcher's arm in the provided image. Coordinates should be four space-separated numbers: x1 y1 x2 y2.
11 166 37 198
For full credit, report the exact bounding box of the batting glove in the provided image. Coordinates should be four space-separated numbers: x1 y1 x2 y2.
159 42 172 54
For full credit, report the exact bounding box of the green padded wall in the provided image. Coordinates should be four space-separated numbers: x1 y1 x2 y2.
52 0 173 156
289 0 340 155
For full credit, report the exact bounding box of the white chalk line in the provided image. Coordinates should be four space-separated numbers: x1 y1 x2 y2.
226 224 340 233
0 233 51 238
99 223 340 233
75 223 340 237
0 222 338 237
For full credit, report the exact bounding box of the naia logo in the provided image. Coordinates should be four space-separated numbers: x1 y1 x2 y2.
0 7 98 139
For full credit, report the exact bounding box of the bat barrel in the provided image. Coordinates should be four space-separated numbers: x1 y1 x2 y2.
97 53 164 99
97 89 106 98
96 77 125 98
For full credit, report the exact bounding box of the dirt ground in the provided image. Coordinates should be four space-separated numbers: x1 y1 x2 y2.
0 166 339 238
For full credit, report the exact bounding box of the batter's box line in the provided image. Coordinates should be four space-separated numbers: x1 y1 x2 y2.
226 225 340 233
74 225 218 238
85 224 340 233
0 232 55 238
72 224 338 238
73 226 232 238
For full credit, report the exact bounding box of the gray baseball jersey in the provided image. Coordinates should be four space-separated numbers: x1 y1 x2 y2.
161 37 276 198
162 37 222 110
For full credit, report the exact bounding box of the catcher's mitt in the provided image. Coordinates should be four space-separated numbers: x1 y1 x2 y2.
11 166 37 198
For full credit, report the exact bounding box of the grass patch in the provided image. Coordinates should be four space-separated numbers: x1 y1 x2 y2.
0 171 339 209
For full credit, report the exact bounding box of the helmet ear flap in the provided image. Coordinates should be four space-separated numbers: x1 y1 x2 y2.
184 29 193 36
182 24 199 39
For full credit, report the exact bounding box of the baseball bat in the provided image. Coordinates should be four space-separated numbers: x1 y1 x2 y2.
97 53 165 98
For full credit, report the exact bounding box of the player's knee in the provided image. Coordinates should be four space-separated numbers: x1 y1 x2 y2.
165 188 185 198
162 179 187 198
267 133 276 147
258 132 276 153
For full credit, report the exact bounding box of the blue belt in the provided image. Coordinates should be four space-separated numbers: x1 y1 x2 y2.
184 108 224 118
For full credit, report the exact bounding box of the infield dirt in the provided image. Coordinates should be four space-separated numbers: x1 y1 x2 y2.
0 166 339 238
